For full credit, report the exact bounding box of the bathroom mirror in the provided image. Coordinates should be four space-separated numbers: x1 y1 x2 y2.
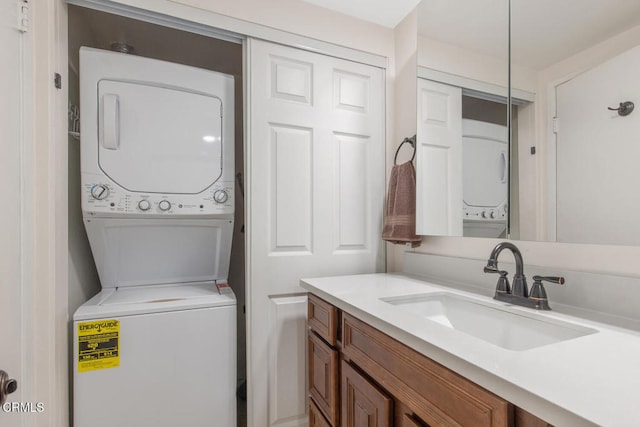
415 0 640 246
510 0 640 246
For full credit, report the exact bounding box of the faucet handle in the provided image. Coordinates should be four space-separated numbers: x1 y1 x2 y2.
484 263 512 295
530 276 565 310
532 276 565 285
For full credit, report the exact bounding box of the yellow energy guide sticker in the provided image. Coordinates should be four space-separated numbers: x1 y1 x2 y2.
78 319 120 372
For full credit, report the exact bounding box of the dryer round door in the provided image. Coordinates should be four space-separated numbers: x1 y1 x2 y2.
97 79 224 194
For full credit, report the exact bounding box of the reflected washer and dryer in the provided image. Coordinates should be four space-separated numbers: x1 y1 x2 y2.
74 47 236 427
462 119 508 238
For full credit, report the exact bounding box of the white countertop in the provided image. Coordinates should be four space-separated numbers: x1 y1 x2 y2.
300 273 640 427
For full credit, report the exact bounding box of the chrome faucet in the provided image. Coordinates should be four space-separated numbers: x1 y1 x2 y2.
484 242 564 310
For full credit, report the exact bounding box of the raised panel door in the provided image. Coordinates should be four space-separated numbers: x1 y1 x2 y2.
341 361 392 427
309 399 332 427
248 38 385 427
308 331 339 425
416 78 462 236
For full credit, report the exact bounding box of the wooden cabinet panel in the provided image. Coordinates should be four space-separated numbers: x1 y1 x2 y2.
401 414 428 427
342 313 513 427
308 294 339 345
308 331 340 425
341 360 392 427
310 398 332 427
515 407 553 427
395 401 429 427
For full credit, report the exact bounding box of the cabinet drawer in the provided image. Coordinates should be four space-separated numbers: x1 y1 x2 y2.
308 331 340 425
308 294 338 345
342 313 512 427
309 398 332 427
341 360 392 427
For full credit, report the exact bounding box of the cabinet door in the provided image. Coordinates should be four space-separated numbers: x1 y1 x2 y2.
309 399 332 427
308 331 339 425
341 361 392 427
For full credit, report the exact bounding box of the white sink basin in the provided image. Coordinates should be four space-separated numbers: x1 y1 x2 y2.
381 293 597 350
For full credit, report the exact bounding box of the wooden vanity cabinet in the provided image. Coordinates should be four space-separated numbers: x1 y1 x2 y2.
307 293 552 427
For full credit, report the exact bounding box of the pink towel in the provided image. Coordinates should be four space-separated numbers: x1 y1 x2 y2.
382 162 421 247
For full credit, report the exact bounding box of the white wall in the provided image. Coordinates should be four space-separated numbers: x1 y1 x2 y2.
418 36 505 88
387 8 418 272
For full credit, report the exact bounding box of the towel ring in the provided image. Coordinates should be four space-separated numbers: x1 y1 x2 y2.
394 135 416 165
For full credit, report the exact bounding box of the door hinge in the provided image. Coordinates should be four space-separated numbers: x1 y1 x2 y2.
552 116 558 134
18 1 29 33
54 73 62 89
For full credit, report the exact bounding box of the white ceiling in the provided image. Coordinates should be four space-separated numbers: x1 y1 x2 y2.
302 0 420 28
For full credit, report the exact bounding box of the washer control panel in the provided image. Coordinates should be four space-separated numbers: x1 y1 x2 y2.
463 203 507 222
82 174 233 216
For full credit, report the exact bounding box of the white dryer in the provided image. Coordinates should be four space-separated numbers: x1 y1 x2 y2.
74 47 236 427
462 119 508 238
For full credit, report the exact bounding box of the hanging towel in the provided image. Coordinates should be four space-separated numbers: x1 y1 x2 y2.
382 161 421 247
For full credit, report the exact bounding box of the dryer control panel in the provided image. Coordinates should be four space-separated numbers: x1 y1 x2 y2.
463 203 507 222
82 174 234 217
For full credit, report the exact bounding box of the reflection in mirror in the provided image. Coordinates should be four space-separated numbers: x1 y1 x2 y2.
415 0 511 238
511 0 640 245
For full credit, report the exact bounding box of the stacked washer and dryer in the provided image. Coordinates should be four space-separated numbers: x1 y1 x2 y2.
462 118 509 238
73 47 237 426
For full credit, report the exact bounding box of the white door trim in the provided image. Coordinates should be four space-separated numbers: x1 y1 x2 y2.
65 0 388 68
28 1 70 426
417 65 535 104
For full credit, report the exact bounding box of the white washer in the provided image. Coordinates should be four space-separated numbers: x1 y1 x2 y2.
74 283 236 426
74 47 236 427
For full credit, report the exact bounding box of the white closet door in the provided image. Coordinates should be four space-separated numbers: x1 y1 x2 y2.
416 78 463 236
247 38 385 427
0 0 26 424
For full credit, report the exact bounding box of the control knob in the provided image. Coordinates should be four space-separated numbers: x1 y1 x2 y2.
213 189 229 204
90 184 109 200
138 199 151 211
158 200 172 211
